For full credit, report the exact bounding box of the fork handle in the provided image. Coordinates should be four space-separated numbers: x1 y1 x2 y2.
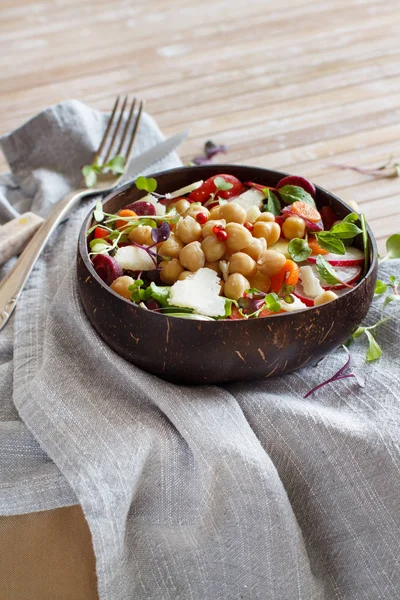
0 188 89 331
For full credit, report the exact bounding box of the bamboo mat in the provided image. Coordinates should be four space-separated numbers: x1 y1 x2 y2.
1 0 400 253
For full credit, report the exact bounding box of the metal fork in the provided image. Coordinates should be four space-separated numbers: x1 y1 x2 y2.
0 95 143 330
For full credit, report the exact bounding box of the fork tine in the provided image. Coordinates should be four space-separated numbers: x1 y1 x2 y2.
101 95 128 165
115 97 136 156
93 95 120 164
122 100 144 166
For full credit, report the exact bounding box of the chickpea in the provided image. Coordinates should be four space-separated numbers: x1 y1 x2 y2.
178 271 194 281
252 221 281 246
201 219 226 238
159 258 184 284
170 198 191 215
208 205 221 220
314 291 338 306
256 212 275 223
128 225 153 246
179 241 205 272
175 215 202 244
158 233 184 258
205 261 221 274
224 273 250 301
228 252 257 277
248 271 271 294
225 223 253 252
184 204 210 220
219 202 246 224
257 250 286 277
282 216 306 240
246 205 261 223
110 275 135 300
201 235 226 262
241 237 266 261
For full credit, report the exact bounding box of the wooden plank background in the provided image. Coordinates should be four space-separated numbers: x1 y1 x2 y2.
1 0 400 254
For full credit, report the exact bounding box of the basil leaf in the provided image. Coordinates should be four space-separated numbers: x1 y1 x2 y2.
263 189 281 215
288 238 312 262
277 185 316 208
315 232 346 254
315 255 342 285
365 330 383 362
214 176 234 191
329 222 363 239
342 212 359 223
374 280 388 295
148 282 171 307
386 233 400 259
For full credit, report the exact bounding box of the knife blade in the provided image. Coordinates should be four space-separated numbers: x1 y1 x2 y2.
120 129 189 184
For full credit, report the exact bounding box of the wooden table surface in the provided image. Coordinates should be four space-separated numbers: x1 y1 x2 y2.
0 2 399 598
2 0 400 254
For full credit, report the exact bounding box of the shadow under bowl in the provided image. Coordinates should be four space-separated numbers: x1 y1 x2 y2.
77 165 378 385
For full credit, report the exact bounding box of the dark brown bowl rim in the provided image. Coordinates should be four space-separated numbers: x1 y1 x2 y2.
78 164 378 323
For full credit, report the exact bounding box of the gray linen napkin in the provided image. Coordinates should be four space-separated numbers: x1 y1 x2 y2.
1 101 400 600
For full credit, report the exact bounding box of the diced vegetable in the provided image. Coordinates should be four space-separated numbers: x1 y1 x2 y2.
231 188 265 212
168 268 226 317
114 246 157 271
165 180 204 199
299 265 325 298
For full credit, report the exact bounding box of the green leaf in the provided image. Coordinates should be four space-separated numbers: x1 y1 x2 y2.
93 200 104 223
106 155 126 174
148 282 171 307
135 176 158 193
329 222 363 239
365 330 383 362
277 185 316 208
315 232 346 254
263 189 281 216
223 298 237 318
360 213 368 276
374 280 388 295
352 326 366 340
382 293 400 311
265 293 281 313
386 233 400 259
214 176 234 191
288 238 312 262
82 165 97 188
342 212 359 223
316 255 342 285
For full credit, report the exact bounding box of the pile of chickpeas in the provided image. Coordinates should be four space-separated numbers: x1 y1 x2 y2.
125 197 307 301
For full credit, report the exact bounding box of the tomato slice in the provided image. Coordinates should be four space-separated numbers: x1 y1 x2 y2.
94 226 110 239
188 174 246 204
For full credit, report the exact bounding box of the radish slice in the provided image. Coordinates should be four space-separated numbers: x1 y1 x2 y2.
293 285 315 307
307 246 364 266
302 264 362 290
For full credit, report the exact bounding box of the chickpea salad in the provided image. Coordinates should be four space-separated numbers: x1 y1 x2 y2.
87 173 368 320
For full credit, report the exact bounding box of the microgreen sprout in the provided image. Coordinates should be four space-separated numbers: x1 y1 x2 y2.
135 176 157 193
190 140 227 166
82 155 126 188
305 346 365 398
328 155 400 179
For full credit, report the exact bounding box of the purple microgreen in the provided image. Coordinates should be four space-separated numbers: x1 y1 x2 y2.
151 222 171 244
327 155 400 179
191 140 227 165
304 346 364 398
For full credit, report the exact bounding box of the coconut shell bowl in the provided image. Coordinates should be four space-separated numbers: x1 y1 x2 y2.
77 165 377 385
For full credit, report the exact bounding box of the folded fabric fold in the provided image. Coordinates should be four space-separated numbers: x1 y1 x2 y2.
1 100 400 600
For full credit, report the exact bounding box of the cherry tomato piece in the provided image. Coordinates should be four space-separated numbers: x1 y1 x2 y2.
188 174 246 204
94 226 110 239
